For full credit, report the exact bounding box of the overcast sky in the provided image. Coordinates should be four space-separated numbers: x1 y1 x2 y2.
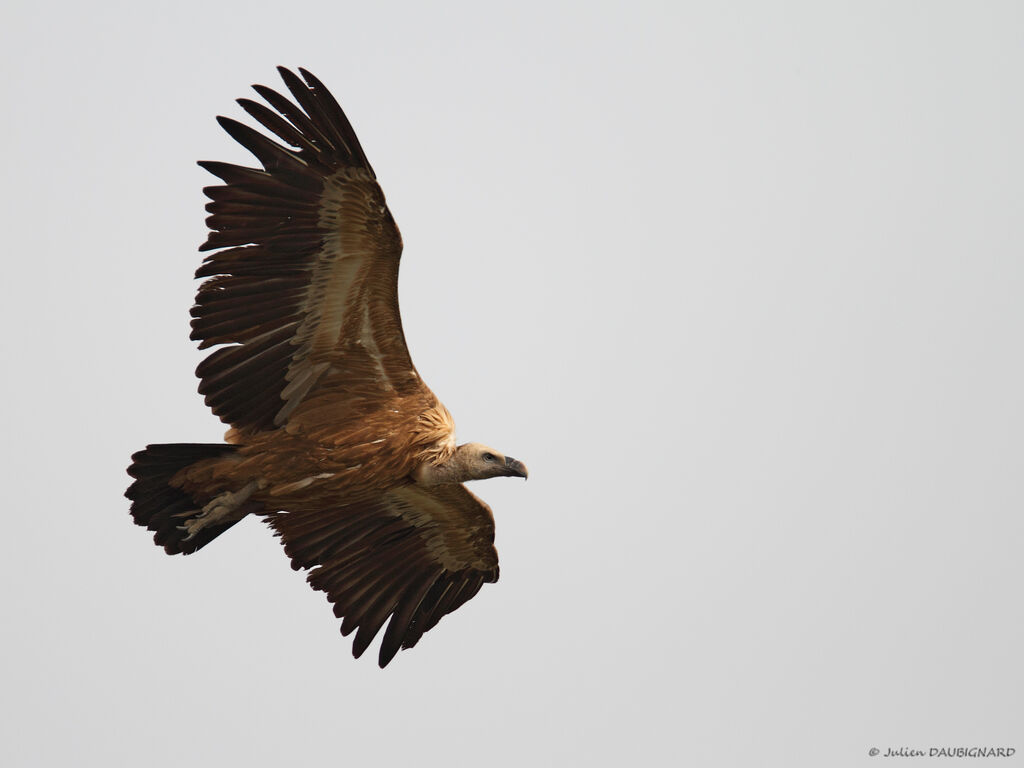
2 2 1021 766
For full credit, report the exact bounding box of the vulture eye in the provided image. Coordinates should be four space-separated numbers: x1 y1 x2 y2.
483 453 496 462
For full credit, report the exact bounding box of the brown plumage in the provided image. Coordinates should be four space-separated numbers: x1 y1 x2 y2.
125 67 527 668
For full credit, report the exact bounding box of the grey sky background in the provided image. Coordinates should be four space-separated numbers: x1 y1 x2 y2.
2 1 1021 766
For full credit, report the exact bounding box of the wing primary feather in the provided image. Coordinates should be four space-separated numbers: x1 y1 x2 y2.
205 198 315 220
276 67 360 166
252 82 335 152
191 297 301 331
298 67 373 172
400 579 454 650
236 97 318 153
215 116 310 175
195 274 307 301
377 570 444 667
202 184 316 210
195 246 313 279
276 69 332 133
341 553 422 647
349 562 423 659
199 227 321 253
196 160 265 185
197 161 319 197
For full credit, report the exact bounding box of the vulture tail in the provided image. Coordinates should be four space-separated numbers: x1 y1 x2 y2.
126 443 245 555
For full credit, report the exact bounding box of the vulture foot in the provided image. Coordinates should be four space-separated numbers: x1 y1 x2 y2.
177 481 260 541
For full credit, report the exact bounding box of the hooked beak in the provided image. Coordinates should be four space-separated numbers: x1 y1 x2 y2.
504 456 529 479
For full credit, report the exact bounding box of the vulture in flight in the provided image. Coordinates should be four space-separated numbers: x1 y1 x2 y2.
126 67 527 668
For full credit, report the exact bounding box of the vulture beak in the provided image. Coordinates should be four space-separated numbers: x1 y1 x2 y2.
504 456 529 479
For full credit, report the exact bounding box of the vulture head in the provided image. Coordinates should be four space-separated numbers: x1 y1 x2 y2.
457 442 529 481
415 442 528 485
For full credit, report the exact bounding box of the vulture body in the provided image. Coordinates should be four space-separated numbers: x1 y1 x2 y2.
126 68 526 668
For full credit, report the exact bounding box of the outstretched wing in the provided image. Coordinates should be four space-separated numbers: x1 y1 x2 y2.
267 484 500 667
191 67 423 434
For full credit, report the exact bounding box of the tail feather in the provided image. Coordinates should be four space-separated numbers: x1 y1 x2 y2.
126 443 240 555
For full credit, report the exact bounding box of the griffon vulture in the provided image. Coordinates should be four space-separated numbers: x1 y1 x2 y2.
126 68 527 668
